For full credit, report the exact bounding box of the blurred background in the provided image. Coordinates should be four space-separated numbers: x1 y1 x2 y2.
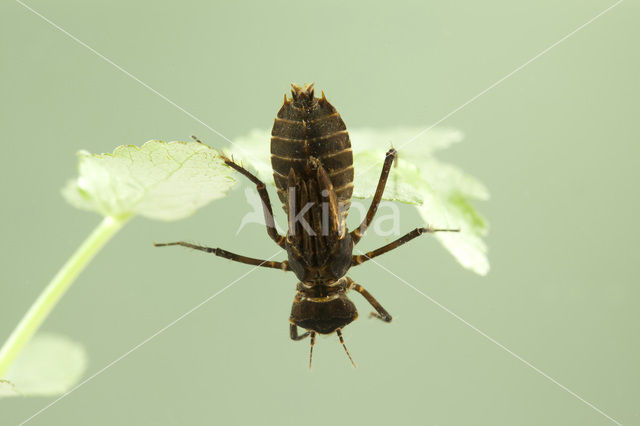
1 0 638 425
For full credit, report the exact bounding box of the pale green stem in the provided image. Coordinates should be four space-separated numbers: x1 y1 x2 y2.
0 215 129 376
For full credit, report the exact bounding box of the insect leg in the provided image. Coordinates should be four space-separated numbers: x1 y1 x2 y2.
351 226 459 266
351 148 397 244
348 279 392 323
222 155 286 248
289 324 310 341
153 241 289 271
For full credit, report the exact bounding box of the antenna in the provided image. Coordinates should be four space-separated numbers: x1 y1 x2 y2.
337 329 356 368
309 332 316 371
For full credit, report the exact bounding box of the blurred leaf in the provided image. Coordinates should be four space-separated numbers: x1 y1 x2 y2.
231 127 489 274
352 152 425 205
2 334 87 397
222 129 280 179
349 126 464 157
418 172 489 275
419 158 489 201
0 379 20 397
63 140 236 221
225 129 276 185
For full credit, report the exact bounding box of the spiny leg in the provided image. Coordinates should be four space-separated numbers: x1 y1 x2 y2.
351 226 459 266
153 241 289 271
290 324 310 341
193 136 285 248
309 332 316 371
348 280 392 322
336 329 356 368
351 148 397 244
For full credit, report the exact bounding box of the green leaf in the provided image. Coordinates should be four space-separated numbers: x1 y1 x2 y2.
231 127 489 275
2 334 87 397
63 140 236 221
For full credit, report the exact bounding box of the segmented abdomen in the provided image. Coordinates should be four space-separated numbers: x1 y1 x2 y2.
270 86 354 214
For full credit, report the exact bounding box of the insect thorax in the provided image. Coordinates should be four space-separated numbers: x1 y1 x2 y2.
290 278 359 335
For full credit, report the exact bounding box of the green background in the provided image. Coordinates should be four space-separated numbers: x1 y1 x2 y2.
1 0 638 425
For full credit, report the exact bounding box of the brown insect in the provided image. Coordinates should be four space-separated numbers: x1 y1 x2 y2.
155 83 458 368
